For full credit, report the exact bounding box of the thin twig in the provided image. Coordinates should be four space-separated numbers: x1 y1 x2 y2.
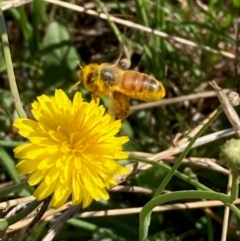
234 19 240 93
7 204 71 233
209 81 240 138
43 0 235 59
219 19 240 241
129 153 229 174
149 128 234 161
131 90 230 112
12 196 51 241
54 199 240 218
42 205 81 241
1 0 32 11
205 207 240 237
0 197 35 210
111 185 154 194
0 1 26 118
164 157 229 175
4 203 29 218
7 199 240 233
176 108 219 145
196 0 209 11
123 128 234 180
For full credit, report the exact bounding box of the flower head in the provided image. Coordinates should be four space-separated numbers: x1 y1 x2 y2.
220 138 240 170
14 89 129 209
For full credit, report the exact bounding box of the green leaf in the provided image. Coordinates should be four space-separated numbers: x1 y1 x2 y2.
9 7 33 42
136 166 167 188
233 0 240 7
0 146 19 184
0 49 6 72
42 21 79 70
32 0 48 25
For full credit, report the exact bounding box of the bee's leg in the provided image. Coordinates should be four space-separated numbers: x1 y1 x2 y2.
69 62 83 93
109 96 117 121
113 51 131 70
112 47 124 67
112 30 131 70
69 81 81 93
91 93 99 103
112 91 130 122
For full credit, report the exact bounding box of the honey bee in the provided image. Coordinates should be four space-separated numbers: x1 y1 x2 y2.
76 59 165 121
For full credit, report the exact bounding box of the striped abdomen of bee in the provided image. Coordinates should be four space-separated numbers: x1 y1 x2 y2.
119 70 165 101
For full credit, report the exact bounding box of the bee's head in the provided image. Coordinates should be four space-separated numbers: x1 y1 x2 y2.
81 64 99 91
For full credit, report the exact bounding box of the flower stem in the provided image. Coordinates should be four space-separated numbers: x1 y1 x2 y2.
0 181 29 197
129 156 213 192
154 108 222 198
230 169 239 202
0 2 26 118
139 108 222 241
139 190 240 241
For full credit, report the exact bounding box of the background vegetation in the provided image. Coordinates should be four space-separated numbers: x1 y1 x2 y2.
1 0 240 240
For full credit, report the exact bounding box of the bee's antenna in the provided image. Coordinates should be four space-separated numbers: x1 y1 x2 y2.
69 81 81 93
69 62 83 93
113 27 130 67
79 62 83 70
113 46 124 66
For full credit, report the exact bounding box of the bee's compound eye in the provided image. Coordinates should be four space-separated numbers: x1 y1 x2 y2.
101 68 115 82
86 72 94 85
119 58 131 70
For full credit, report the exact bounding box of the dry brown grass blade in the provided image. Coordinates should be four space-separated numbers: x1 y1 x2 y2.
130 152 229 174
43 0 235 59
0 196 35 210
122 128 234 182
12 196 51 241
6 198 240 233
163 157 229 175
209 81 240 137
176 108 218 145
209 81 240 241
1 0 32 11
111 185 154 194
131 90 230 112
204 207 240 238
221 174 232 241
42 205 81 241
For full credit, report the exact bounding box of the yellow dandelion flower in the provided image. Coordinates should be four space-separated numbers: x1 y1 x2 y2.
13 89 129 209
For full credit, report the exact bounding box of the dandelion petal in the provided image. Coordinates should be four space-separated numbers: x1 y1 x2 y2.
14 89 129 209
